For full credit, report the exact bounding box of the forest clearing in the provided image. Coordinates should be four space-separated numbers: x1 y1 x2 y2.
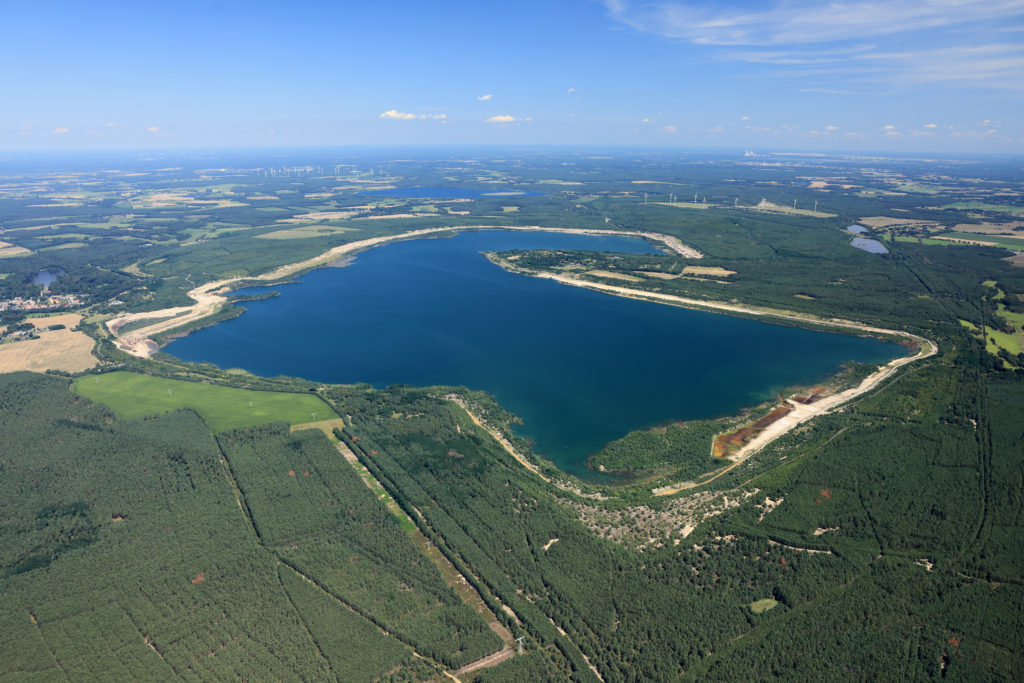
72 371 334 432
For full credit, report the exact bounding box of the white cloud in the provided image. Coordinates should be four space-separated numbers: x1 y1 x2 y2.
825 125 839 131
382 110 447 121
605 2 1024 89
741 115 749 120
104 122 119 127
641 117 651 123
884 124 897 130
380 109 417 120
604 1 1024 46
477 94 493 101
52 127 69 134
146 126 160 132
567 87 576 94
485 115 517 123
659 125 678 133
924 123 938 128
707 125 724 133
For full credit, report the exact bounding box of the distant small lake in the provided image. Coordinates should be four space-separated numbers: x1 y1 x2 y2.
167 230 904 477
851 237 889 254
358 187 543 199
32 269 62 286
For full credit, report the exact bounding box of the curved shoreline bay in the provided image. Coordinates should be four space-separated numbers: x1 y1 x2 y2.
164 230 907 476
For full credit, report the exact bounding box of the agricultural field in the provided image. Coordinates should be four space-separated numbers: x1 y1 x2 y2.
0 314 96 373
934 231 1024 251
71 371 334 432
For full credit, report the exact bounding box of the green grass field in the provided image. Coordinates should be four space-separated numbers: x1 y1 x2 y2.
940 202 1024 216
936 231 1024 250
885 234 951 246
749 598 779 614
72 371 335 432
986 326 1022 361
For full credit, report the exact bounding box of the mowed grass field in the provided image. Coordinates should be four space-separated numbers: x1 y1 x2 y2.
72 371 336 432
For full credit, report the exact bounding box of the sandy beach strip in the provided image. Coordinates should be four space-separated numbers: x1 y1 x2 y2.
514 273 937 496
107 225 703 357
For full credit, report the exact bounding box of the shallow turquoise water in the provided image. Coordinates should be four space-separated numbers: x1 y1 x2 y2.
167 230 905 476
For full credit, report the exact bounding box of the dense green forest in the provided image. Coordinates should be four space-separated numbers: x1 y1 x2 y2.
1 150 1023 680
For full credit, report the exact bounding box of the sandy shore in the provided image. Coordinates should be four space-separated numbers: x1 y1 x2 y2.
505 271 937 496
107 225 703 357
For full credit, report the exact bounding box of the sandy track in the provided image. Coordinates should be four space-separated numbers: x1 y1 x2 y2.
446 394 551 483
454 647 515 677
108 225 702 357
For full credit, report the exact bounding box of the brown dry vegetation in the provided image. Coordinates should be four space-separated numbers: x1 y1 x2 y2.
0 314 96 373
713 405 794 458
682 265 736 277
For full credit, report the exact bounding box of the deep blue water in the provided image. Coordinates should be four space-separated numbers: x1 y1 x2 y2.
167 230 904 476
358 186 543 199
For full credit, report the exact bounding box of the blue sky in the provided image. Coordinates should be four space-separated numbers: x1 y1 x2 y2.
2 0 1022 153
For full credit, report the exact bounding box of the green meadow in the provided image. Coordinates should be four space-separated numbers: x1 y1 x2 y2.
749 598 780 614
72 371 335 432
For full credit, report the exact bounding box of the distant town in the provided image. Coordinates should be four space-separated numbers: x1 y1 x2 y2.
0 293 86 313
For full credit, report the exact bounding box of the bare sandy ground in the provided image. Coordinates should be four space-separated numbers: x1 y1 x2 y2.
108 225 703 357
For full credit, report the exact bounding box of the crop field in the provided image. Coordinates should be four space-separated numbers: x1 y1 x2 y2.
936 231 1024 250
0 314 96 373
72 371 335 432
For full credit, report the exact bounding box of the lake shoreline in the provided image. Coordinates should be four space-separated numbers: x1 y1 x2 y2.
484 257 937 493
106 225 934 495
107 224 702 357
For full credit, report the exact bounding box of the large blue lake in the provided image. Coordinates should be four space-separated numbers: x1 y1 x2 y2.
167 230 904 476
